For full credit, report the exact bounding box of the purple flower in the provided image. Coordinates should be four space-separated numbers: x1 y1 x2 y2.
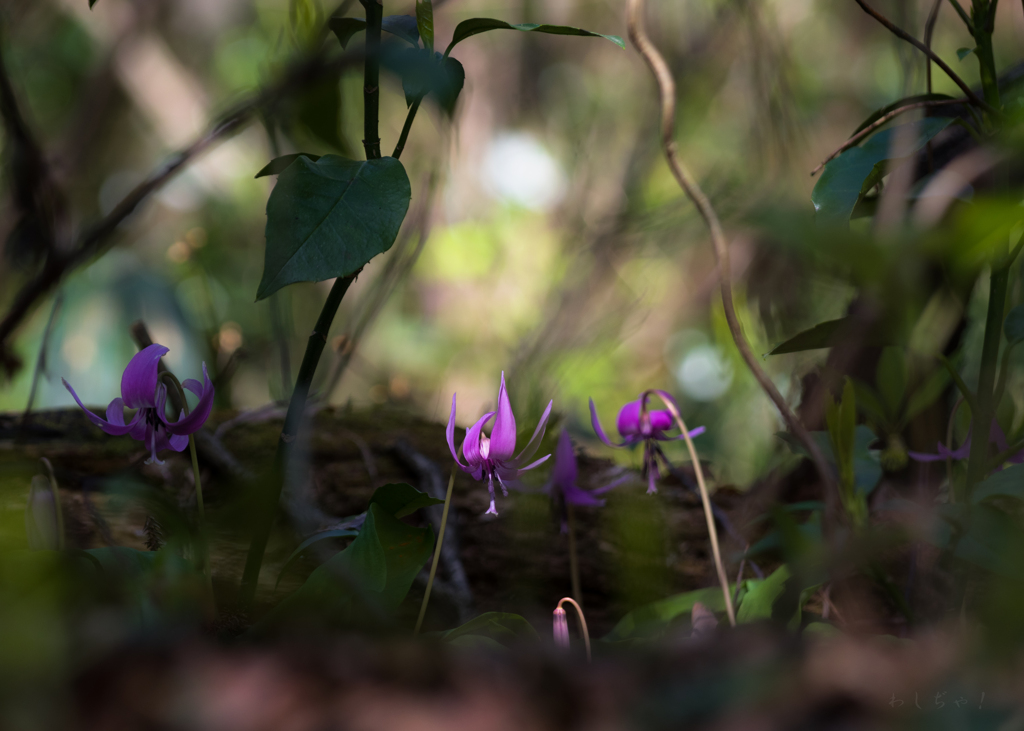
589 391 705 495
63 343 214 465
446 372 553 516
909 419 1024 469
544 429 624 531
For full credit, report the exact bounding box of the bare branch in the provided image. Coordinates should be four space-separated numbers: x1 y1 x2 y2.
853 0 994 114
625 0 839 515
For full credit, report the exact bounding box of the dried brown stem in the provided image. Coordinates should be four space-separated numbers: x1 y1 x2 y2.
810 98 966 176
853 0 994 114
625 0 837 514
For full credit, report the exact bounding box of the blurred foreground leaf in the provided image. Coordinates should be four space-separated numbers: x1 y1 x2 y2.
604 586 733 642
328 15 420 49
258 155 411 300
444 18 624 55
441 612 538 648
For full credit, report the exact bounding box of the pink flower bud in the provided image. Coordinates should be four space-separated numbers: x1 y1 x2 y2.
553 606 570 649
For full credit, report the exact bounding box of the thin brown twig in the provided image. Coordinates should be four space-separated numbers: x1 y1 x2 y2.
0 49 362 377
925 0 943 94
810 98 965 176
853 0 994 114
625 0 838 518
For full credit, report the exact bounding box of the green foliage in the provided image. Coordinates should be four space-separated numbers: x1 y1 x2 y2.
957 47 977 61
812 118 955 225
443 18 624 56
257 155 411 300
1004 304 1024 344
604 586 732 642
328 15 420 49
972 464 1024 504
736 565 821 630
415 0 434 52
767 317 896 355
850 93 957 136
441 612 539 647
393 49 465 116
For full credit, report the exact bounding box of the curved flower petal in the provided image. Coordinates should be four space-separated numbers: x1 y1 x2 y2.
63 379 144 436
121 344 169 409
907 448 946 463
551 430 577 487
591 473 632 495
512 400 553 467
590 398 627 448
462 411 496 467
562 482 605 507
489 372 517 462
446 394 472 470
164 364 215 435
662 425 707 441
515 453 551 473
617 400 673 437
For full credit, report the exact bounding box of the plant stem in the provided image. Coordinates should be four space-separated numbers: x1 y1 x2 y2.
971 0 1001 109
360 0 383 159
392 98 422 159
415 468 455 635
567 502 582 607
556 597 591 661
966 265 1009 495
238 273 357 609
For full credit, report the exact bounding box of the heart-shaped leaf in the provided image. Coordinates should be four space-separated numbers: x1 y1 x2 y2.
1004 304 1024 344
258 155 411 300
444 18 623 55
369 482 445 518
812 117 954 225
393 48 465 116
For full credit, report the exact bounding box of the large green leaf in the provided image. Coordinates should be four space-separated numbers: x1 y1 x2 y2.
444 18 624 55
767 316 898 355
442 612 539 647
328 15 420 49
369 482 445 518
391 48 465 116
902 366 951 425
275 523 362 589
603 586 731 642
850 93 956 135
258 155 411 300
736 564 820 629
875 347 907 419
1004 305 1024 344
255 153 321 178
812 118 954 225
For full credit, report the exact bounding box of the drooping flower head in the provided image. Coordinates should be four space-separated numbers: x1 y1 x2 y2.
446 372 552 515
909 419 1024 470
544 429 625 531
590 389 705 494
63 344 214 465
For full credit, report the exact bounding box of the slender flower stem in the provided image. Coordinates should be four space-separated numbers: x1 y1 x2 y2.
40 457 64 550
641 390 736 627
625 0 838 524
415 468 455 635
360 0 383 159
556 597 591 661
392 98 422 159
946 397 965 503
239 273 357 609
159 373 208 540
567 503 582 607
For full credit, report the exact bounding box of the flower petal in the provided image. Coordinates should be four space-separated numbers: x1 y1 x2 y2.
590 398 626 448
512 399 553 467
662 425 707 441
907 449 946 463
562 482 605 507
618 399 673 436
165 364 215 435
121 344 169 409
489 372 517 462
592 473 632 495
515 453 551 473
446 394 471 470
551 429 577 488
463 411 496 467
63 379 143 436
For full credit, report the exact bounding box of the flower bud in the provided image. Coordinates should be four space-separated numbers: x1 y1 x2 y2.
553 606 570 649
25 475 61 551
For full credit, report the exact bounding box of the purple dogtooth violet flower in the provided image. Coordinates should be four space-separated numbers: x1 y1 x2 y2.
909 419 1024 470
589 390 705 495
447 372 553 516
552 605 570 649
544 429 625 532
63 343 215 466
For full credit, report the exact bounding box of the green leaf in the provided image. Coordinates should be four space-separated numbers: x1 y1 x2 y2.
853 380 890 429
951 504 1024 580
812 118 955 225
416 0 434 52
369 482 445 518
603 586 730 642
393 48 464 116
275 522 363 589
876 347 906 419
258 155 411 300
442 612 539 646
957 47 976 61
328 15 421 49
972 463 1024 504
1004 305 1024 344
255 153 321 178
89 0 98 7
767 318 847 355
444 18 624 55
737 565 791 622
851 93 957 136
